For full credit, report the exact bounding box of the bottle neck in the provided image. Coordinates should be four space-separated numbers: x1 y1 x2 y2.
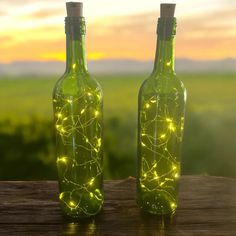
153 17 176 75
65 17 87 74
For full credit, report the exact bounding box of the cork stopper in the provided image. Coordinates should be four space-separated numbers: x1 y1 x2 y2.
160 4 176 17
66 2 83 17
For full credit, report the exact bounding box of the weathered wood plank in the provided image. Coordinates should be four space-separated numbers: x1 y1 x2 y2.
0 176 235 235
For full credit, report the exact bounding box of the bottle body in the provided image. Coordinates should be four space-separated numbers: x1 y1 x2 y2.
53 72 103 218
53 15 103 218
137 72 186 214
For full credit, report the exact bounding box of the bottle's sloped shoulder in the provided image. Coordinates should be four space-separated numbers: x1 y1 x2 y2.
139 73 186 98
52 72 103 100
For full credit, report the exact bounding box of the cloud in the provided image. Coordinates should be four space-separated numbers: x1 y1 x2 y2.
86 7 236 60
21 8 63 19
0 1 235 62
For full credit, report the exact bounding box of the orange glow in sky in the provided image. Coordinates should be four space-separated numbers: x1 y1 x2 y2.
0 0 236 63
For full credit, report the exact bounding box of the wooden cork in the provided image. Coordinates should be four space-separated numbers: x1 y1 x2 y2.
66 2 83 17
160 4 175 17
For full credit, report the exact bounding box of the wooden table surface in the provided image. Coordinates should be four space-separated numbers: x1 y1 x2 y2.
0 176 235 235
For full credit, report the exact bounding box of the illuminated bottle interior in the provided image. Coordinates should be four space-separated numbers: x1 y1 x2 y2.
52 2 103 218
137 4 186 215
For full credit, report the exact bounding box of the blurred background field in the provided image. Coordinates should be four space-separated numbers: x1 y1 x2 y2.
0 0 236 180
0 73 235 180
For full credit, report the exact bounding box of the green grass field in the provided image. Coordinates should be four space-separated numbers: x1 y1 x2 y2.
0 73 236 179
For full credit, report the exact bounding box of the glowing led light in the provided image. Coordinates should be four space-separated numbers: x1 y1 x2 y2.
174 173 179 178
171 202 176 208
172 165 177 170
69 201 75 207
95 110 99 117
57 113 63 118
90 192 94 198
160 182 164 186
145 103 150 109
87 92 92 96
97 94 101 100
150 99 156 103
143 173 147 178
97 138 101 147
160 134 166 139
80 108 85 114
141 183 145 188
63 117 68 121
153 171 159 179
166 61 171 66
141 142 146 147
57 156 67 164
89 178 94 186
141 133 145 137
166 118 172 122
168 123 176 132
59 193 64 200
61 127 66 133
67 99 73 104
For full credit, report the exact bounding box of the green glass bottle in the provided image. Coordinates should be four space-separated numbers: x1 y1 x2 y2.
52 2 103 218
137 4 186 215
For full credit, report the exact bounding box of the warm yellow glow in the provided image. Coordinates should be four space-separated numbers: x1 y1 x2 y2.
40 52 66 61
59 193 64 200
97 138 101 147
145 103 150 109
160 134 166 139
168 123 176 132
57 113 63 118
174 173 179 178
80 108 85 114
153 171 159 179
166 118 172 122
61 127 66 133
57 156 67 164
89 178 95 186
166 61 171 66
69 201 75 207
95 110 99 117
141 142 146 147
87 52 105 60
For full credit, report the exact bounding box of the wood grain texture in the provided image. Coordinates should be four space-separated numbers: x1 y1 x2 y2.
0 176 235 235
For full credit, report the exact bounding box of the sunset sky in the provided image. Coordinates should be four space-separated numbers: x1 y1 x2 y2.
0 0 236 63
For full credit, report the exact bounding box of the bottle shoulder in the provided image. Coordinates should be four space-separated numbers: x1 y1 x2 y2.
53 72 102 99
139 72 186 97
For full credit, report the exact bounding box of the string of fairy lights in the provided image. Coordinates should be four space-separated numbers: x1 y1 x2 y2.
139 94 184 210
53 90 103 217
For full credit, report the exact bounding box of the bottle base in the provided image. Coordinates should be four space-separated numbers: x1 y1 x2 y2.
136 192 178 215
